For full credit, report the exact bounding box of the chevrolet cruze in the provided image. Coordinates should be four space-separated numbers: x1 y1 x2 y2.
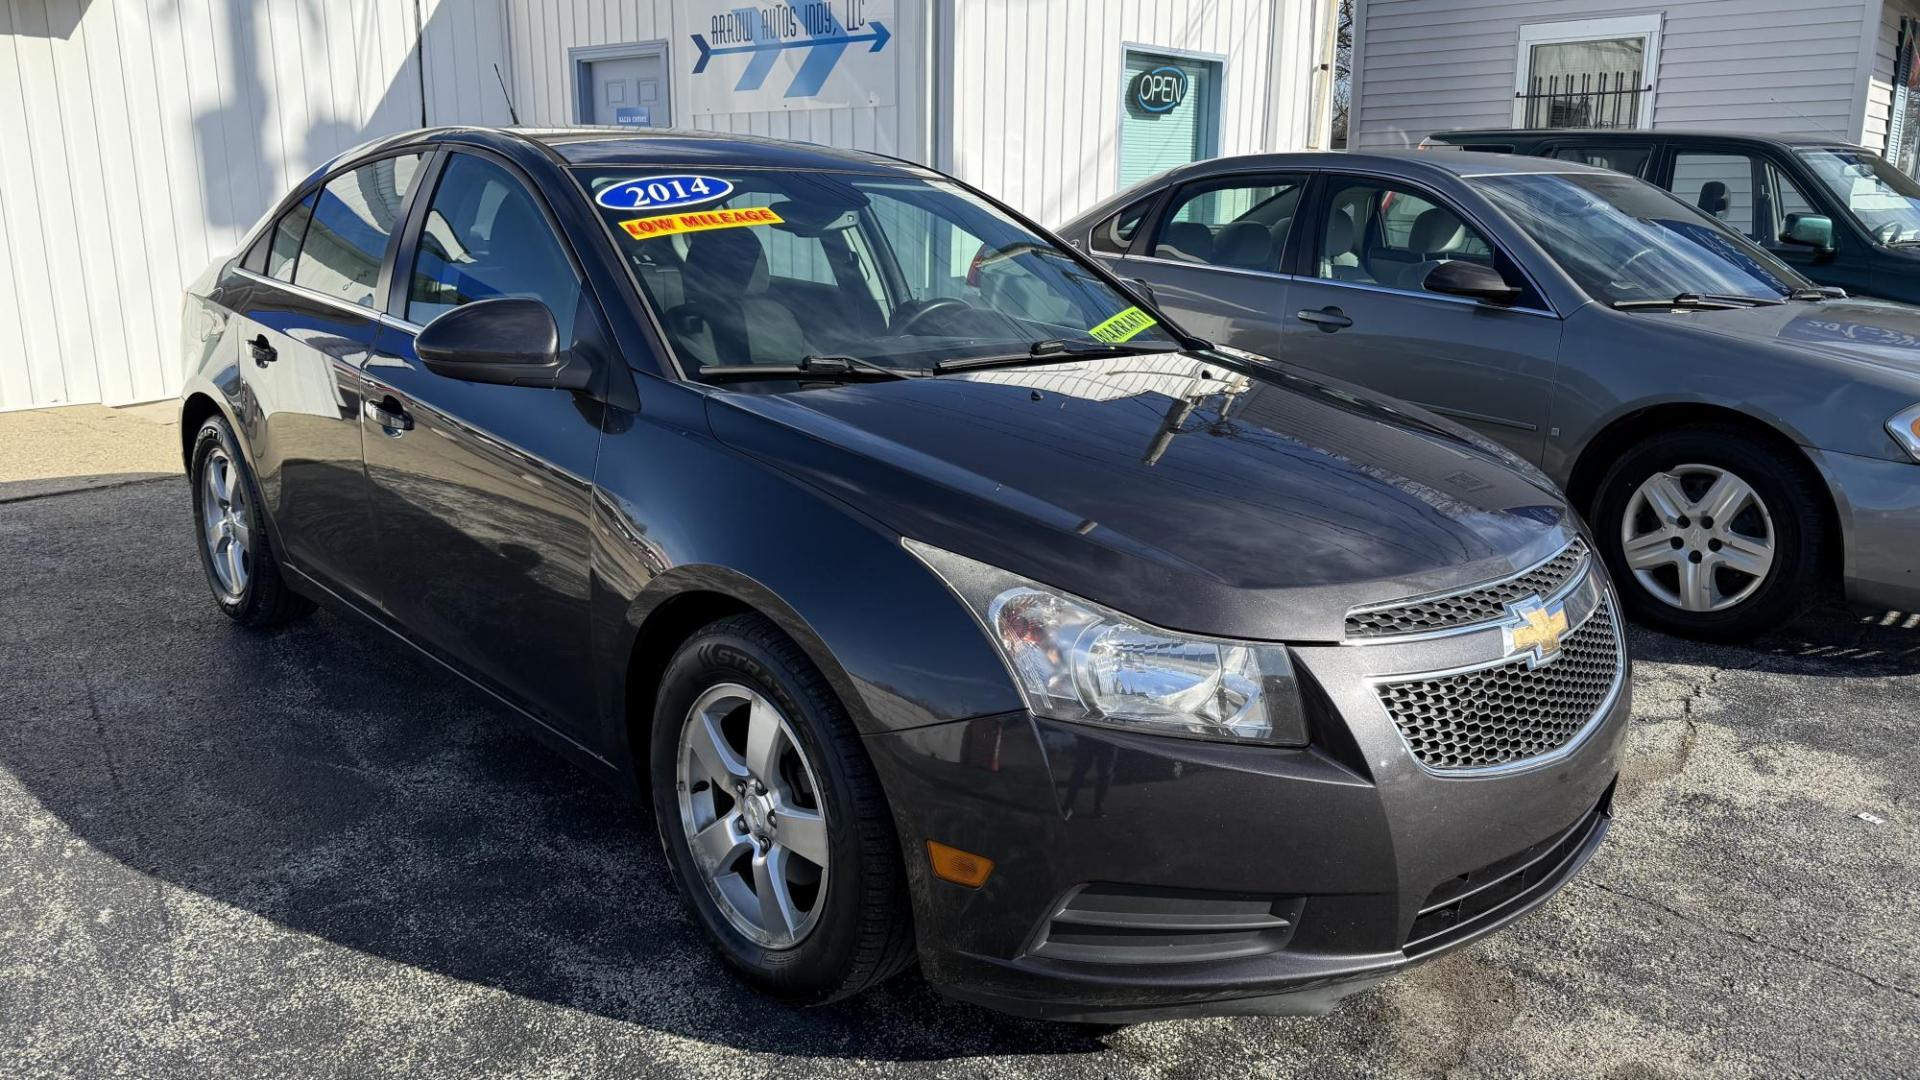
178 127 1629 1021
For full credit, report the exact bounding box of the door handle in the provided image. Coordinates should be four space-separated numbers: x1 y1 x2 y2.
364 398 413 434
248 334 278 366
1296 307 1353 331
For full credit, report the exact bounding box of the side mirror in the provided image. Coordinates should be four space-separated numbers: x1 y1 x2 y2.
415 297 589 390
1127 277 1158 306
1422 260 1521 305
1780 212 1836 255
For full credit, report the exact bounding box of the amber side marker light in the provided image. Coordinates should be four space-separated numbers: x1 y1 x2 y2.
927 840 994 888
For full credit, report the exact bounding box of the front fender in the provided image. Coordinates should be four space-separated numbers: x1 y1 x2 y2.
587 394 1023 767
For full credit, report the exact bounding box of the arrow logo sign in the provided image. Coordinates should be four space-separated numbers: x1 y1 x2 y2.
692 6 891 99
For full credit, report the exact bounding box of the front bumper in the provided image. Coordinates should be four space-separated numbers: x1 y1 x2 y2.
1807 447 1920 613
863 639 1630 1022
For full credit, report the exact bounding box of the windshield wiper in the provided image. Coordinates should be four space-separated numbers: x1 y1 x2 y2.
1789 287 1843 301
697 354 925 383
932 338 1180 374
1612 292 1755 311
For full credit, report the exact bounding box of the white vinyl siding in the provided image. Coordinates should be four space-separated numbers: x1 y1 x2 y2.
0 0 510 412
1864 0 1918 153
1352 0 1880 150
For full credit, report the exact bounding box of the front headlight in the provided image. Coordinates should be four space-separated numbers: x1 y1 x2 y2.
905 540 1308 746
1887 403 1920 462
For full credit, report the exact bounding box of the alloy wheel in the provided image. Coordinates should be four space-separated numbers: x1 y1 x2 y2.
200 448 252 598
676 682 831 949
1620 463 1775 613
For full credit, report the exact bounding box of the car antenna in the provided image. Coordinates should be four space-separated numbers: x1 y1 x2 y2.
1770 97 1844 141
494 63 522 126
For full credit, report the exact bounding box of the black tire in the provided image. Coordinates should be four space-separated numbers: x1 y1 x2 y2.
1590 424 1828 641
650 613 915 1003
188 415 315 628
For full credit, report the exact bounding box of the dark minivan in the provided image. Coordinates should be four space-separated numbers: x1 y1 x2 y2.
178 126 1626 1021
1425 128 1920 305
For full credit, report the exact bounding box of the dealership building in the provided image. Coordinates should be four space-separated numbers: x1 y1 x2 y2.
0 0 1336 412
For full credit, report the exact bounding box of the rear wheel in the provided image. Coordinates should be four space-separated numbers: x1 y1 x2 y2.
189 416 313 628
650 613 914 1003
1591 426 1827 640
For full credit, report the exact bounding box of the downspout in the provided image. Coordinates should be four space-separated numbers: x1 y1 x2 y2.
412 0 429 126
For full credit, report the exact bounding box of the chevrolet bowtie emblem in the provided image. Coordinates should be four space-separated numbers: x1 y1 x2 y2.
1505 600 1569 665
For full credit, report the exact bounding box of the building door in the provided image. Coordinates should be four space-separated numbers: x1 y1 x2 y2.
578 44 670 127
1119 48 1223 190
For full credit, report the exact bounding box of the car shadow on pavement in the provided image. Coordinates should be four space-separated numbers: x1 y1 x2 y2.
0 482 1114 1062
1625 602 1920 677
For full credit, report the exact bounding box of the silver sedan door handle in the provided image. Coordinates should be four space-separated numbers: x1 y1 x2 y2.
1295 307 1353 331
364 398 413 434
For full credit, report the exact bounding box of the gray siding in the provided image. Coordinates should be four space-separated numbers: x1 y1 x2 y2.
1352 0 1880 150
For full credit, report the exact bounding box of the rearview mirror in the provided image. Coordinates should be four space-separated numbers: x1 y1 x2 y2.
1780 212 1836 255
415 297 589 390
1422 260 1521 305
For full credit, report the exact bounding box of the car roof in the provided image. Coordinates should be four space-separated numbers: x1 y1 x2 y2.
1432 128 1866 152
1147 149 1617 184
471 125 935 173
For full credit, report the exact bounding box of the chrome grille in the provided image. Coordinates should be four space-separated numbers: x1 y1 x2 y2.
1345 538 1590 640
1374 597 1622 771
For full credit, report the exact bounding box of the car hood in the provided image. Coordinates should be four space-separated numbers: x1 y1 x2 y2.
1665 297 1920 378
704 352 1576 642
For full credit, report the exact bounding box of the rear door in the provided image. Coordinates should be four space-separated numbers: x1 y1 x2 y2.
361 148 607 738
228 152 428 600
1278 173 1562 463
1120 171 1308 356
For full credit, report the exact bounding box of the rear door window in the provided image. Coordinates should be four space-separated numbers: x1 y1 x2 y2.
1148 174 1306 272
266 194 317 282
294 153 426 307
1672 151 1761 241
1547 144 1653 177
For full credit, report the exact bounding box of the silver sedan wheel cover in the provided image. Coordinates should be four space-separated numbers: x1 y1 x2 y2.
676 683 830 950
200 448 251 598
1621 463 1776 613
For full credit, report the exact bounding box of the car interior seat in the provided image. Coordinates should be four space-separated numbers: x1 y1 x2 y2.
1159 220 1215 264
1213 221 1274 270
1398 207 1469 290
1324 209 1366 280
669 227 810 367
1697 181 1729 218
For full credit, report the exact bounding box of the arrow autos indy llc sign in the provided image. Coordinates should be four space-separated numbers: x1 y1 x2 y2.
686 1 895 113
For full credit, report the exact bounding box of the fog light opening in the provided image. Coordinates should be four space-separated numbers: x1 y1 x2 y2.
926 840 994 888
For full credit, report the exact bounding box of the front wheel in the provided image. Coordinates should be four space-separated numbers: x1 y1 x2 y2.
1591 426 1828 640
650 614 914 1003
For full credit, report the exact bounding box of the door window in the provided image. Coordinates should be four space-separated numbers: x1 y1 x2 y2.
1548 144 1652 177
1672 152 1760 240
1148 175 1305 272
1761 162 1817 246
293 153 425 307
406 153 582 340
1312 180 1500 294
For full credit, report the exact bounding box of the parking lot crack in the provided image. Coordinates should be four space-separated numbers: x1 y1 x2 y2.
1579 879 1919 1003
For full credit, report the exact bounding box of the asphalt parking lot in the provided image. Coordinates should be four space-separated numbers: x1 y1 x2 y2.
3 475 1916 1079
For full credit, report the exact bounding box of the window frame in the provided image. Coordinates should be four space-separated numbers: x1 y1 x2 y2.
387 145 595 335
1512 14 1663 130
1135 169 1311 279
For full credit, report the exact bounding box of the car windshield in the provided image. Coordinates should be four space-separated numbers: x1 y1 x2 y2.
576 167 1179 382
1471 171 1809 305
1796 147 1920 245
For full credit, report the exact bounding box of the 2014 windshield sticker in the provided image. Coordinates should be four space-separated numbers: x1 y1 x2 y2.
1089 306 1158 343
596 174 734 212
619 206 785 240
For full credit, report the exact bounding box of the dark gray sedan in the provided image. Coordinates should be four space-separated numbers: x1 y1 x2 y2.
1062 151 1920 639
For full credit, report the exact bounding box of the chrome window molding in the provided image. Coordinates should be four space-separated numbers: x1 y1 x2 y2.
1293 276 1559 319
233 267 382 322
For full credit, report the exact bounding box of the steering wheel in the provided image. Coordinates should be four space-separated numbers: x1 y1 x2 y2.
1873 221 1903 246
891 296 975 336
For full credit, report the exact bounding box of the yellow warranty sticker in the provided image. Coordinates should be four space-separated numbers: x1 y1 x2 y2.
1089 305 1158 343
620 206 784 240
